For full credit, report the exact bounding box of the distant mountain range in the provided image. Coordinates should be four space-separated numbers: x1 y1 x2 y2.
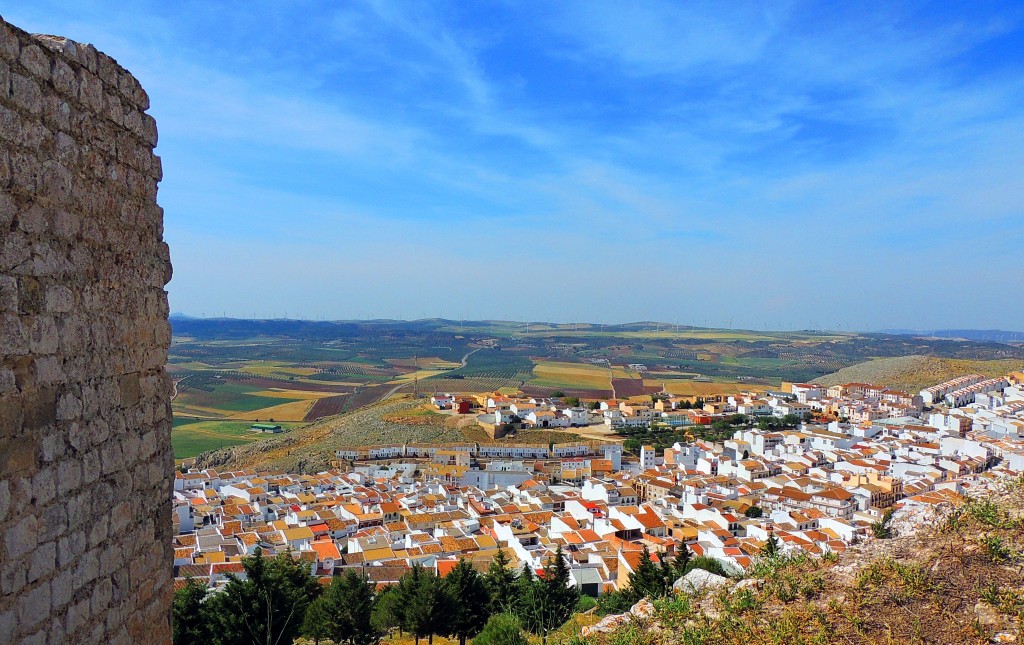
881 329 1024 343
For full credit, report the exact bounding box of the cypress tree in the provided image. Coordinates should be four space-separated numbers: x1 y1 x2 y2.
529 546 579 644
172 578 212 645
371 585 403 637
485 549 519 615
628 545 667 599
443 559 491 645
761 533 781 559
404 567 455 645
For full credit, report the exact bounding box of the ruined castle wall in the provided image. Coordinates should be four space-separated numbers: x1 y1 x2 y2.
0 16 172 644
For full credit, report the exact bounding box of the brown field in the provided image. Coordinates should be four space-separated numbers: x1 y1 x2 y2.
234 377 353 393
303 395 349 421
612 378 661 397
662 380 772 396
519 385 613 400
229 399 315 422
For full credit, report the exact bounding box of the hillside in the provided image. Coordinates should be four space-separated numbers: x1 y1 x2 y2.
813 355 1024 393
189 395 584 472
587 478 1024 644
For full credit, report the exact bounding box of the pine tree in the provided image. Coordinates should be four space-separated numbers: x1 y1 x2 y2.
172 578 212 645
525 546 579 644
322 568 378 645
444 559 492 645
404 566 455 645
628 545 667 599
671 541 692 579
371 585 403 637
512 564 537 628
206 547 321 645
761 533 781 559
302 596 332 645
485 549 519 615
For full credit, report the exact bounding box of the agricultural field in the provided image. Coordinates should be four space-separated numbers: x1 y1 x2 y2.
172 375 322 421
662 380 771 397
171 417 301 460
169 316 1024 454
529 361 613 390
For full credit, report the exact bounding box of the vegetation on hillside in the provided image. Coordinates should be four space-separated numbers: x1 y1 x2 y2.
813 355 1023 393
576 479 1024 644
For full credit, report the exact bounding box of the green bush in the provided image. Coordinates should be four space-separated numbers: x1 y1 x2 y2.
473 614 529 645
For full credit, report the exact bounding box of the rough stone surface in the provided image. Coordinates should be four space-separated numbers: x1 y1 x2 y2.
673 568 730 594
0 16 172 645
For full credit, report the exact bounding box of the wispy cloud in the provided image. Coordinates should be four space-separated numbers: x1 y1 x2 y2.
6 1 1024 328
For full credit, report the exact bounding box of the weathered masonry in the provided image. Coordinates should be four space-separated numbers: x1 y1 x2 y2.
1 16 173 644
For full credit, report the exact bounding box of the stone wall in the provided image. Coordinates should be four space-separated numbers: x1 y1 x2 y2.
0 16 172 644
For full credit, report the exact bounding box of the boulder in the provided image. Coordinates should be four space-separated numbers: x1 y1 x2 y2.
629 597 656 619
674 568 730 594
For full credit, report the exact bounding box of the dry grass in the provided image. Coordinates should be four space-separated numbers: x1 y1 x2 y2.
814 356 1023 393
229 399 315 422
581 480 1024 645
533 361 614 389
389 369 450 384
241 363 319 377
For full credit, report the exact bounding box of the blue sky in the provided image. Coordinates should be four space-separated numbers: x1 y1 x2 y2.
7 1 1024 330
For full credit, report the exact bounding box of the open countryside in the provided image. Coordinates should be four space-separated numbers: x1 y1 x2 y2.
169 318 1024 461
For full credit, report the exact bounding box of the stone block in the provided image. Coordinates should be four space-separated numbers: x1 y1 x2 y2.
38 502 67 543
0 313 28 354
29 316 59 354
0 21 19 61
89 577 112 615
30 468 55 506
0 608 14 644
0 480 9 521
17 582 51 628
0 104 22 143
44 285 73 313
18 44 50 80
72 552 99 591
10 72 42 115
27 540 55 582
5 513 39 559
0 436 37 477
22 386 56 430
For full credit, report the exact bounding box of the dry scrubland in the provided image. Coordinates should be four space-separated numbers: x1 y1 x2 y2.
814 355 1024 393
586 480 1024 645
190 396 584 472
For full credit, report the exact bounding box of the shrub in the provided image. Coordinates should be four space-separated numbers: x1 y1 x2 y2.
473 614 529 645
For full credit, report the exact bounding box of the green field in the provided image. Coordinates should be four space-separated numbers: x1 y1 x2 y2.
171 417 301 459
176 379 306 414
